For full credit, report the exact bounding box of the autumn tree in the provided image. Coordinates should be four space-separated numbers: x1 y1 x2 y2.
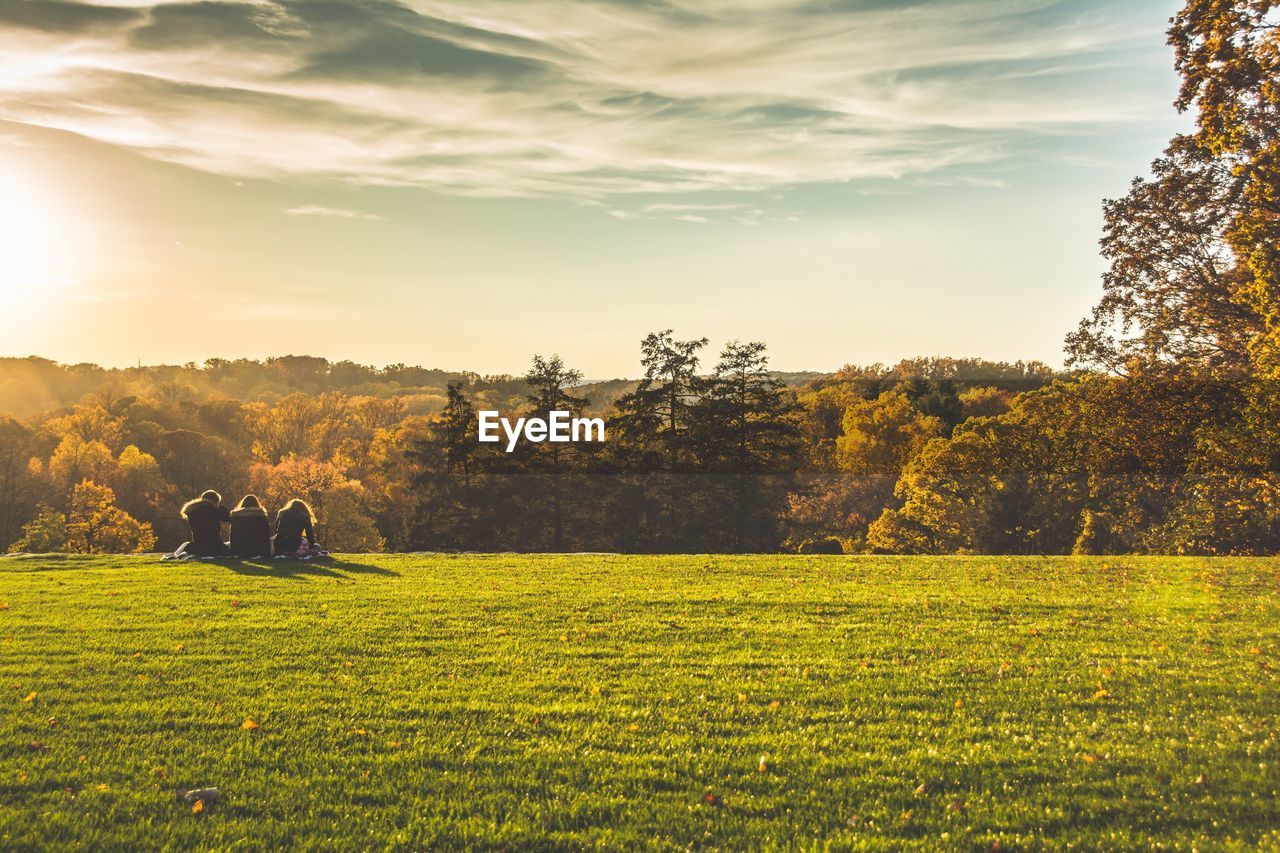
866 391 1086 555
9 506 68 553
157 429 246 503
43 405 125 451
788 389 943 550
1171 0 1280 373
1066 140 1257 372
111 445 165 523
45 435 117 499
249 455 383 552
0 418 38 551
1160 380 1280 554
64 480 157 554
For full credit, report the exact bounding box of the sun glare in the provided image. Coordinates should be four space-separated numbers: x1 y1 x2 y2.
0 164 63 303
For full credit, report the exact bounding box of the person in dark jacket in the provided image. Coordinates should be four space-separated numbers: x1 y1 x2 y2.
179 490 231 557
273 499 316 557
229 495 272 559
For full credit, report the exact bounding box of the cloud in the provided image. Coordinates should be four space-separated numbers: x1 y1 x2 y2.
283 204 385 220
0 0 1174 207
0 0 142 34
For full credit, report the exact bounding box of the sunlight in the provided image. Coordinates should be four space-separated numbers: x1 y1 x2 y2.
0 163 63 306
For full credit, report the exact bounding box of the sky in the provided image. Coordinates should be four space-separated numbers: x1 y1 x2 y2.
0 0 1186 377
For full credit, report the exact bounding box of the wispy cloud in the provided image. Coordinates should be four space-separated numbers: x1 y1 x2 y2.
0 0 1172 208
284 204 385 220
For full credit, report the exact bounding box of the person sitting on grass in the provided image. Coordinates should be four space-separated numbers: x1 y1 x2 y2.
273 498 325 558
229 494 272 559
176 490 231 558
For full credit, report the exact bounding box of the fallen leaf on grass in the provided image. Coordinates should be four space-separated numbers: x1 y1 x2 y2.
0 602 8 610
702 793 723 807
22 691 36 703
174 643 185 652
758 754 769 773
96 783 109 792
241 718 260 732
191 799 204 815
1082 753 1099 764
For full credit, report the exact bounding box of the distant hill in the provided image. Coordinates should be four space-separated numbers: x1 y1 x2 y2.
0 356 831 420
0 355 1056 420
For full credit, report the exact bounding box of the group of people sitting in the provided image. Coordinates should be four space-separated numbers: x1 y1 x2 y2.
169 490 327 560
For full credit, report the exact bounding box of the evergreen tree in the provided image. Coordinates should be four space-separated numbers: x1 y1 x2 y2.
610 331 709 550
407 383 489 550
520 355 590 550
696 341 802 551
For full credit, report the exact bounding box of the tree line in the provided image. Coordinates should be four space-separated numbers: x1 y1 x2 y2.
0 347 1058 555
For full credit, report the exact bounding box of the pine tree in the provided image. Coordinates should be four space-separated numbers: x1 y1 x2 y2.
696 341 802 551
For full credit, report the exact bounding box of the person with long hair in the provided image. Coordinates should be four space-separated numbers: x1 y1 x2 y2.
273 498 317 558
229 494 272 559
177 490 231 557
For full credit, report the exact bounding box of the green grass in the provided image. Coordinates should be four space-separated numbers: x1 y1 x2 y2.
1 554 1278 850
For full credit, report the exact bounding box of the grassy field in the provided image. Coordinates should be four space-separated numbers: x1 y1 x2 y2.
0 554 1277 850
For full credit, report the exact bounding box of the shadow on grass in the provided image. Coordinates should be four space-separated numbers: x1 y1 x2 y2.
218 557 399 581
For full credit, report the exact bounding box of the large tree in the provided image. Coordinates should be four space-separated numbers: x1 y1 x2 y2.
406 383 492 550
1172 1 1280 374
1072 1 1279 374
609 331 709 550
695 341 802 551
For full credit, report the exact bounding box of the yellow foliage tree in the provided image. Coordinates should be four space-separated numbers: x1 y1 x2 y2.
65 480 156 554
249 456 384 552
